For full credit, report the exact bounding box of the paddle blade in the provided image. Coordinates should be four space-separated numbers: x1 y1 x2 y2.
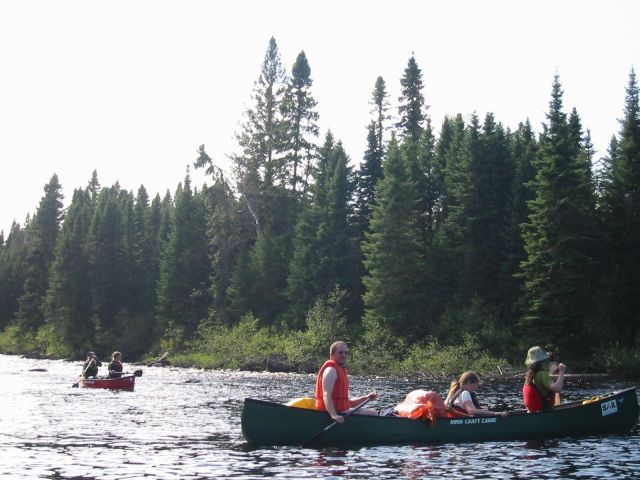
133 369 143 377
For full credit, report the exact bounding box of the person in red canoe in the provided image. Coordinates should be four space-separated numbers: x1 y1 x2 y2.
523 346 566 412
108 351 124 378
444 371 508 417
315 341 378 423
82 351 102 378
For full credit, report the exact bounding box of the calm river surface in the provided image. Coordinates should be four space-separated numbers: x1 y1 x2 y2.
1 354 639 479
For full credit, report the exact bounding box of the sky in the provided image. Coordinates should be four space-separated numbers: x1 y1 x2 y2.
1 0 638 235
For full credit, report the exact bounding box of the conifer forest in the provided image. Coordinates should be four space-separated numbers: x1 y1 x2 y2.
1 38 639 372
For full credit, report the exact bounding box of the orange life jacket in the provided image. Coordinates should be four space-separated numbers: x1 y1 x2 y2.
315 360 350 413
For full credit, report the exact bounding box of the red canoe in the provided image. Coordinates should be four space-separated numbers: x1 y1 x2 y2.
79 374 137 391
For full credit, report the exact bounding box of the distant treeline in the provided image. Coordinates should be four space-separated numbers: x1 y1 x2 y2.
1 37 638 369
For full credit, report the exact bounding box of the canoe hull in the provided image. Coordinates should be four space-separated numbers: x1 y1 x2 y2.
79 374 136 391
242 388 639 447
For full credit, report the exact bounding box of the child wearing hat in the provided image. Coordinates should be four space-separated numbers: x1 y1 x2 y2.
523 346 566 412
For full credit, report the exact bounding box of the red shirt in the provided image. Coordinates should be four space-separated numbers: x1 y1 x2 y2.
315 360 350 413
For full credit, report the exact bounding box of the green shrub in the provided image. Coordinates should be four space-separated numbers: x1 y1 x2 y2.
433 296 516 358
187 314 284 369
284 288 351 370
399 334 510 377
35 323 73 357
600 344 640 376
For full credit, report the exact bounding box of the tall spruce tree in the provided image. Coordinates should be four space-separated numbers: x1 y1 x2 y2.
432 116 455 227
464 113 514 307
0 222 27 330
16 174 64 332
599 69 640 344
85 184 130 347
396 55 426 143
205 174 240 326
424 115 467 320
286 133 357 327
280 50 319 198
371 76 391 152
502 121 538 320
518 76 598 357
44 188 92 352
415 119 438 244
353 122 384 237
362 136 425 341
156 173 211 339
132 186 155 314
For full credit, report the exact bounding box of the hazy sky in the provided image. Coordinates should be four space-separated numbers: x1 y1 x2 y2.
1 0 638 235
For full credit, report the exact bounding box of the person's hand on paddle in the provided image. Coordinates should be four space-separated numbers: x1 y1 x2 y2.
367 390 378 401
331 413 345 423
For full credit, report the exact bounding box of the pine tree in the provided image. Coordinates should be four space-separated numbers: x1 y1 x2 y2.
0 222 28 330
86 185 129 345
435 114 473 296
87 169 100 207
353 122 384 236
518 76 598 356
205 175 239 325
371 76 391 152
396 55 426 143
464 113 515 307
432 116 455 227
132 186 155 315
286 133 357 327
362 137 425 340
415 119 438 244
599 68 640 344
156 173 211 339
44 188 92 352
280 50 319 198
502 121 538 319
16 174 64 332
147 192 169 295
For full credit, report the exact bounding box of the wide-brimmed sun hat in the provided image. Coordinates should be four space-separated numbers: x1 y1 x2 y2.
525 346 550 366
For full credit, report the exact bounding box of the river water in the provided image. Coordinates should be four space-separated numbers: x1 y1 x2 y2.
0 354 638 479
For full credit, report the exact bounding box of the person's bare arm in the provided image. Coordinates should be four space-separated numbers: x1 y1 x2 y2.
322 367 343 423
548 363 566 393
349 391 377 407
461 400 507 417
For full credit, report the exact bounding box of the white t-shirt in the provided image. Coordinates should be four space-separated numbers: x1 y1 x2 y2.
453 390 473 409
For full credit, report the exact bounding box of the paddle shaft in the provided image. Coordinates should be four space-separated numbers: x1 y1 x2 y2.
302 397 372 446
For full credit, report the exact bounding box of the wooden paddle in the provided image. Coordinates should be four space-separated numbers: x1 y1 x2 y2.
302 397 371 447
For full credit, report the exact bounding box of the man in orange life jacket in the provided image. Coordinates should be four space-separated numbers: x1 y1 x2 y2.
314 341 378 422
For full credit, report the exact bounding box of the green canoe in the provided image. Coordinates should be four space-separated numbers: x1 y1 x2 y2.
241 387 638 447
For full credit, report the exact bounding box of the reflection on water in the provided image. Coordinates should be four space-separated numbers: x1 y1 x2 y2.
0 354 638 479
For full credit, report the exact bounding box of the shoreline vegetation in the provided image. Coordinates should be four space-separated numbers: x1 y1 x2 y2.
2 315 638 380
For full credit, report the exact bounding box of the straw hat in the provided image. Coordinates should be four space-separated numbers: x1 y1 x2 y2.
525 346 550 366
